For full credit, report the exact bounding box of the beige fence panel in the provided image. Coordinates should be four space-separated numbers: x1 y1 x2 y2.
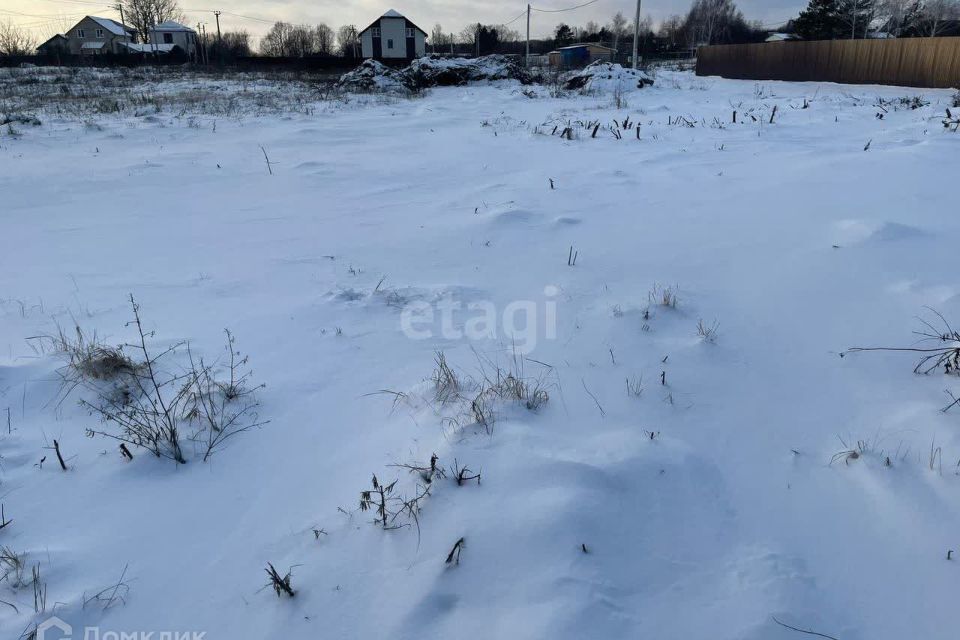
696 38 960 89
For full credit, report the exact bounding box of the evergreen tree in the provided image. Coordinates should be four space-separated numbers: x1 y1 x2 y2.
554 23 575 45
794 0 845 39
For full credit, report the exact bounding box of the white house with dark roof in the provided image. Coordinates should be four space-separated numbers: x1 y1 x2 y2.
66 16 136 55
359 10 427 61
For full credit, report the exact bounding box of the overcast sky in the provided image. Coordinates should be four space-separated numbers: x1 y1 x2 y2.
8 0 805 43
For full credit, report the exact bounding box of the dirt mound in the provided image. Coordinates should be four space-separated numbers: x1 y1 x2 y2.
337 56 533 93
336 60 413 93
562 62 654 93
407 55 533 87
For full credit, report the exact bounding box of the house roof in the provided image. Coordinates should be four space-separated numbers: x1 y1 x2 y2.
87 16 134 36
765 32 799 42
359 10 428 37
37 34 68 47
556 43 616 52
122 42 178 53
150 21 195 32
81 41 107 49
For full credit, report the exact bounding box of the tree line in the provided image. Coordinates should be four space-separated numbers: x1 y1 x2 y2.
3 0 958 59
792 0 960 39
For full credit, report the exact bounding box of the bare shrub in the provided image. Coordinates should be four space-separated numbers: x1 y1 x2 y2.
445 537 465 564
80 296 266 463
183 331 267 461
38 323 139 401
476 349 553 413
390 453 445 484
649 284 679 308
83 564 130 611
612 81 628 109
829 435 884 466
846 308 960 375
428 349 554 435
697 319 720 343
431 351 460 404
359 473 431 533
0 546 27 588
450 459 481 486
264 563 295 598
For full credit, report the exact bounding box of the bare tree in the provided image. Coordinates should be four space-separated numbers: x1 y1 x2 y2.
658 14 686 45
0 20 38 55
685 0 743 44
337 24 359 57
121 0 186 42
459 23 479 56
431 23 443 52
917 0 960 35
609 11 629 51
875 0 916 35
209 30 250 60
287 24 316 57
315 23 334 54
260 21 293 56
838 0 877 38
494 24 521 42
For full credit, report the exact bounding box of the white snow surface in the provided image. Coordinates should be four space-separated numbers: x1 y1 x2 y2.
2 70 960 640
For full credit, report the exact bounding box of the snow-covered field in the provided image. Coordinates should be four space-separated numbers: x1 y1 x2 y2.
2 66 959 640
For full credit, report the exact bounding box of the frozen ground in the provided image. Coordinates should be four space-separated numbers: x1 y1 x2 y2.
1 68 959 640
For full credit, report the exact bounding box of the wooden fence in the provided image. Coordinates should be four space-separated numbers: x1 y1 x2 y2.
696 38 960 89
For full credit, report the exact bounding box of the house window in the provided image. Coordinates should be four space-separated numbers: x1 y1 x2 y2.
387 39 394 49
77 29 85 38
163 32 173 44
96 29 103 38
371 27 381 37
405 28 414 37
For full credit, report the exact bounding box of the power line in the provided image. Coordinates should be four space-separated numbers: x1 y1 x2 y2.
215 10 274 24
0 8 83 18
30 0 113 7
531 0 602 14
500 9 528 26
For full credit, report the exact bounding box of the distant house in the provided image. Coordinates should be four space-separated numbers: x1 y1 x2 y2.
359 10 427 61
37 34 69 56
548 44 616 68
765 32 800 42
148 21 199 58
66 16 136 55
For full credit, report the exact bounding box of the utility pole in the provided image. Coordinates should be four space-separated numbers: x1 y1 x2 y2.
525 4 531 67
114 2 125 29
475 23 480 57
214 10 222 42
631 0 642 69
